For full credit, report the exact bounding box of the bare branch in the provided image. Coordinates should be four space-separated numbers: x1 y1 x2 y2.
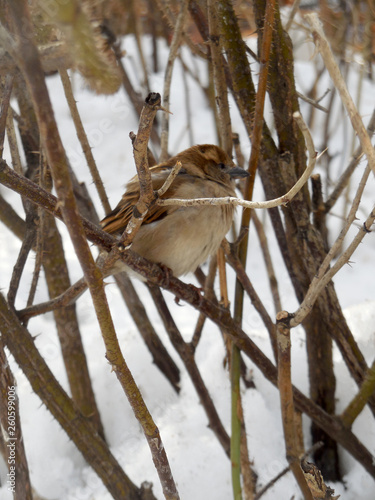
0 292 149 500
159 0 189 161
305 13 375 177
158 112 316 210
325 108 375 213
8 3 180 496
0 338 33 500
277 312 314 500
285 0 302 31
115 93 163 251
207 0 232 155
59 68 111 215
0 74 14 155
252 211 282 314
6 107 23 175
157 161 182 197
2 153 375 475
291 162 373 328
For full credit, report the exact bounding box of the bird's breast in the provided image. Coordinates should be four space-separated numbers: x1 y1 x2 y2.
131 202 234 277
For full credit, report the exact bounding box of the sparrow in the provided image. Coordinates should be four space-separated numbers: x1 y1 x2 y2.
101 144 249 277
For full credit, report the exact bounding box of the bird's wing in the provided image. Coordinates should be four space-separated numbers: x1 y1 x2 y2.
101 165 190 235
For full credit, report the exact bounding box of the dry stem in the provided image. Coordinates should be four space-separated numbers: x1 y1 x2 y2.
277 312 314 500
8 3 179 497
291 162 373 327
1 157 375 475
207 0 232 155
158 111 316 211
159 0 189 161
252 212 282 314
305 13 375 177
59 68 111 215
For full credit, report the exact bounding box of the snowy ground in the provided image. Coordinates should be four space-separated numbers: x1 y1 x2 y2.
1 33 375 499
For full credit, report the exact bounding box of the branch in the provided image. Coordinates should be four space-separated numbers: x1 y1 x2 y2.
115 92 164 251
157 111 316 211
207 0 232 155
277 312 314 500
325 107 375 213
305 13 375 177
0 158 112 249
341 358 375 428
156 161 182 196
0 292 150 500
159 0 189 161
8 3 180 497
291 162 373 328
222 239 277 361
1 159 375 477
252 211 282 314
0 338 33 500
148 284 231 457
59 68 111 215
0 74 14 154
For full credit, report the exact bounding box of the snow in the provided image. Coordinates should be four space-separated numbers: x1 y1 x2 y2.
1 33 375 499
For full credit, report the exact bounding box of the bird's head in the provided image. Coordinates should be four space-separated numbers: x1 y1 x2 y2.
171 144 249 187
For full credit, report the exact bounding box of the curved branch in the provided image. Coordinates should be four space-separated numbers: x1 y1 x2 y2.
157 111 316 210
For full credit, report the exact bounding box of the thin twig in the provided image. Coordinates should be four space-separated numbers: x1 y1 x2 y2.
222 239 277 361
17 277 88 321
148 284 231 457
180 57 194 146
285 0 301 31
114 273 181 394
191 255 218 351
6 107 23 175
325 107 375 213
159 0 189 161
59 68 111 215
156 161 182 196
130 0 150 93
157 111 316 211
252 212 282 314
117 93 163 249
291 205 375 327
0 74 14 156
25 152 46 312
305 13 375 177
296 91 328 113
7 211 37 309
291 163 373 328
156 0 209 61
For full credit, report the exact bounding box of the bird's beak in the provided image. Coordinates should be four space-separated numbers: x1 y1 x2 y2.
227 165 249 179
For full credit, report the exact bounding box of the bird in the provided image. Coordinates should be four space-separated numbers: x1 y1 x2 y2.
101 144 249 278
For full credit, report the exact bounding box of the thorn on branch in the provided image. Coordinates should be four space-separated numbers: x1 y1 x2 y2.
363 222 372 233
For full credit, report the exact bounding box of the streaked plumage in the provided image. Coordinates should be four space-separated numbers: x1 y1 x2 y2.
101 144 248 277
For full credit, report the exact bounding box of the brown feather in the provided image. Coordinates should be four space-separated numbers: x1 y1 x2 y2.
100 144 248 277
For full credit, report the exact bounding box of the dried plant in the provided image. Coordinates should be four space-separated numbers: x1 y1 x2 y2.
1 1 374 499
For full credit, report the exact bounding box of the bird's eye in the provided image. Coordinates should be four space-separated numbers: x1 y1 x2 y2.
218 163 226 170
